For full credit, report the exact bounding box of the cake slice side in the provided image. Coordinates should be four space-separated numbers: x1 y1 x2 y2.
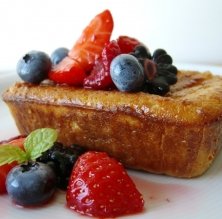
2 70 222 177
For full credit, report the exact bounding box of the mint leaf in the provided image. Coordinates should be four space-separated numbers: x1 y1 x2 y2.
0 128 58 166
24 128 58 160
0 145 27 165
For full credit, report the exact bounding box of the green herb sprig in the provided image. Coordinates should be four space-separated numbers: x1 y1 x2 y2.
0 128 58 166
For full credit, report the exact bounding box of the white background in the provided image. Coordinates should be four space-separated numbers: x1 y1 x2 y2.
0 0 222 74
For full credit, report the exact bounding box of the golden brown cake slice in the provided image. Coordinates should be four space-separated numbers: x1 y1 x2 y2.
2 70 222 178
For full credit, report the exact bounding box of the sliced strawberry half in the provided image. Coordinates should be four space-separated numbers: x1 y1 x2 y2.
66 151 144 218
48 56 86 85
69 10 114 72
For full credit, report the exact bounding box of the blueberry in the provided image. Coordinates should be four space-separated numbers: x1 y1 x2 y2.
155 54 173 64
157 63 178 75
133 45 151 59
6 162 56 206
17 51 52 84
157 69 177 85
152 49 167 59
50 47 69 65
110 54 145 92
37 142 86 190
144 77 170 96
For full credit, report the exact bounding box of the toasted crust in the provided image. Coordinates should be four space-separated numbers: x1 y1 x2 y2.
2 70 222 177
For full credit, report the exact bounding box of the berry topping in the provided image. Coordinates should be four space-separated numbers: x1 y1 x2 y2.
38 142 86 190
51 47 69 65
155 54 173 64
48 56 87 86
15 9 179 96
0 135 26 149
129 47 178 96
0 163 15 194
133 45 152 59
66 151 144 218
152 48 167 59
157 63 178 75
0 128 58 206
117 36 140 53
144 77 170 95
48 10 113 86
140 59 157 80
83 40 121 89
152 48 173 64
6 162 56 206
68 10 114 71
17 51 52 84
110 54 145 91
0 136 25 194
158 70 177 85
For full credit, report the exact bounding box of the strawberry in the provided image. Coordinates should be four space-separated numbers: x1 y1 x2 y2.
0 135 26 148
66 151 144 218
83 40 121 90
0 164 15 194
0 136 25 194
117 35 141 53
48 56 86 85
69 10 114 72
49 10 114 86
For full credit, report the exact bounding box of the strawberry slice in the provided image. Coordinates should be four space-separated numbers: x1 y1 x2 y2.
48 56 86 85
69 10 114 72
0 164 14 194
83 40 121 90
0 136 25 194
117 35 141 53
66 151 144 218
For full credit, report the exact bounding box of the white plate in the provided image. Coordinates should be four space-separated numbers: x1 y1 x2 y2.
1 66 222 219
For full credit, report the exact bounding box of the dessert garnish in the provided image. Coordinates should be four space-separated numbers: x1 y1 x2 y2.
6 161 56 206
17 51 52 84
50 47 69 65
0 128 57 206
0 129 144 217
66 151 144 218
15 9 178 95
0 136 25 194
83 40 120 89
37 142 86 190
110 54 145 91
